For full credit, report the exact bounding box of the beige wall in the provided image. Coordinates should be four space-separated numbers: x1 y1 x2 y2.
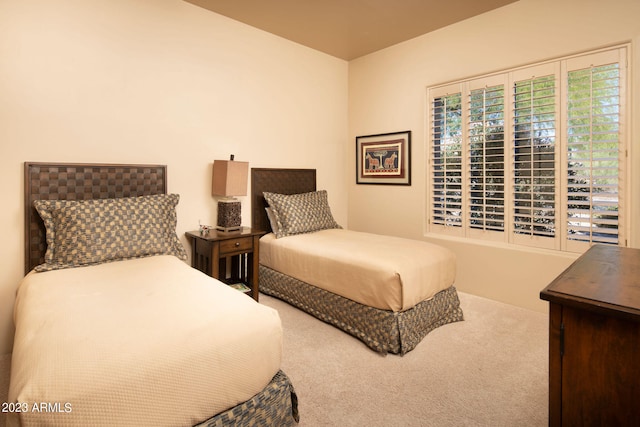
348 0 640 312
0 0 348 354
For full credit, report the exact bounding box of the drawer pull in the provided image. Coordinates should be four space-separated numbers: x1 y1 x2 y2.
235 242 240 247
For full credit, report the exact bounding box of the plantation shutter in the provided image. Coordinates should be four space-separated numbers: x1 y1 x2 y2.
427 46 627 253
564 49 625 252
467 77 506 240
430 86 464 234
510 64 559 249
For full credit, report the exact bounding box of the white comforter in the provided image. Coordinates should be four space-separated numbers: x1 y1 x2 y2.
260 229 456 312
8 255 283 427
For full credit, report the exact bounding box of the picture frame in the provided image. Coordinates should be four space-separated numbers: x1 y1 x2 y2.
356 130 411 185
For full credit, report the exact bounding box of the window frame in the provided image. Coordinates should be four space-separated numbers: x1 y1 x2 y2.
426 45 629 253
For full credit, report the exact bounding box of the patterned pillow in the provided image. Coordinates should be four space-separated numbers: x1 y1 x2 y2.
33 194 187 272
263 190 341 238
265 207 280 234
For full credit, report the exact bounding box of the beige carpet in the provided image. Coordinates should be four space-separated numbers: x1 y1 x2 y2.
261 291 548 427
0 291 548 427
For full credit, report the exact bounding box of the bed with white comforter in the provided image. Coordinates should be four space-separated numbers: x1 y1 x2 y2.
15 162 298 426
260 229 457 312
252 170 464 355
9 255 284 426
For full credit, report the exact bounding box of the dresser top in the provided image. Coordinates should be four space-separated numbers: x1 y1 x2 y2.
540 245 640 319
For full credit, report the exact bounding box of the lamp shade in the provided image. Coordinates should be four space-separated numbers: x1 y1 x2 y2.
212 160 248 197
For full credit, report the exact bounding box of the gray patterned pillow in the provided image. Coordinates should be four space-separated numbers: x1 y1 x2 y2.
265 207 280 234
33 194 187 272
263 190 341 238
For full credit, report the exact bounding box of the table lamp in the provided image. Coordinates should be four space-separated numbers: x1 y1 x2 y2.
212 155 248 232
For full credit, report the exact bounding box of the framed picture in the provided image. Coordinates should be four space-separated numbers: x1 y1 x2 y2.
356 130 411 185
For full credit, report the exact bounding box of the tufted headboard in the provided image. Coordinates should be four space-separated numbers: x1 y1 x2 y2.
24 162 168 274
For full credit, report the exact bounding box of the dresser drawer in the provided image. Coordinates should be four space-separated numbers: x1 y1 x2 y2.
219 236 253 255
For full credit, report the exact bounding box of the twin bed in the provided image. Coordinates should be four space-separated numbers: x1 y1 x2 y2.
251 168 464 355
10 162 298 426
10 162 462 425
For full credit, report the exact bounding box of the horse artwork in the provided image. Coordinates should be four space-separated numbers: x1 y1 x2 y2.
365 149 398 173
384 153 398 169
365 153 380 170
356 130 411 185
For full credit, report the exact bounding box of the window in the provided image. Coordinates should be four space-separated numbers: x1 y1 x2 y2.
431 93 463 230
427 46 627 253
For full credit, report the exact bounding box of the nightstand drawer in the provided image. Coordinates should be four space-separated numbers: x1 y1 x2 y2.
219 236 253 255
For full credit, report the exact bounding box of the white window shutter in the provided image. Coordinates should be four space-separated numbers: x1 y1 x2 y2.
430 87 464 235
564 55 624 252
427 46 627 253
467 82 506 240
510 65 559 250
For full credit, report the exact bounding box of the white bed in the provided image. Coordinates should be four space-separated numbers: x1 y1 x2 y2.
260 229 457 312
9 255 282 426
11 162 299 426
251 168 464 355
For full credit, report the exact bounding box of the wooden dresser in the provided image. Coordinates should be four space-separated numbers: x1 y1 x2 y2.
540 245 640 426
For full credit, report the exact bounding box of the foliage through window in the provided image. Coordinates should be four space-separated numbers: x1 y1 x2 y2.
428 47 627 253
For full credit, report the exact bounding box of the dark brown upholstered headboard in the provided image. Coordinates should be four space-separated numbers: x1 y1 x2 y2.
24 162 168 274
251 168 316 233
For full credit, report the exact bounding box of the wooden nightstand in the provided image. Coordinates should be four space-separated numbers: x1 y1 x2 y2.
185 227 266 301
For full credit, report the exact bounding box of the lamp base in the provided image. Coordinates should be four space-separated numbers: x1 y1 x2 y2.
216 225 242 233
217 199 242 233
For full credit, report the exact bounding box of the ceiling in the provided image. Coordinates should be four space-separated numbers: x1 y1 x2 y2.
184 0 519 60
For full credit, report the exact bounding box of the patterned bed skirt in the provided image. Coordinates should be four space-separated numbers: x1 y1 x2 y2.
196 370 299 426
260 265 464 355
